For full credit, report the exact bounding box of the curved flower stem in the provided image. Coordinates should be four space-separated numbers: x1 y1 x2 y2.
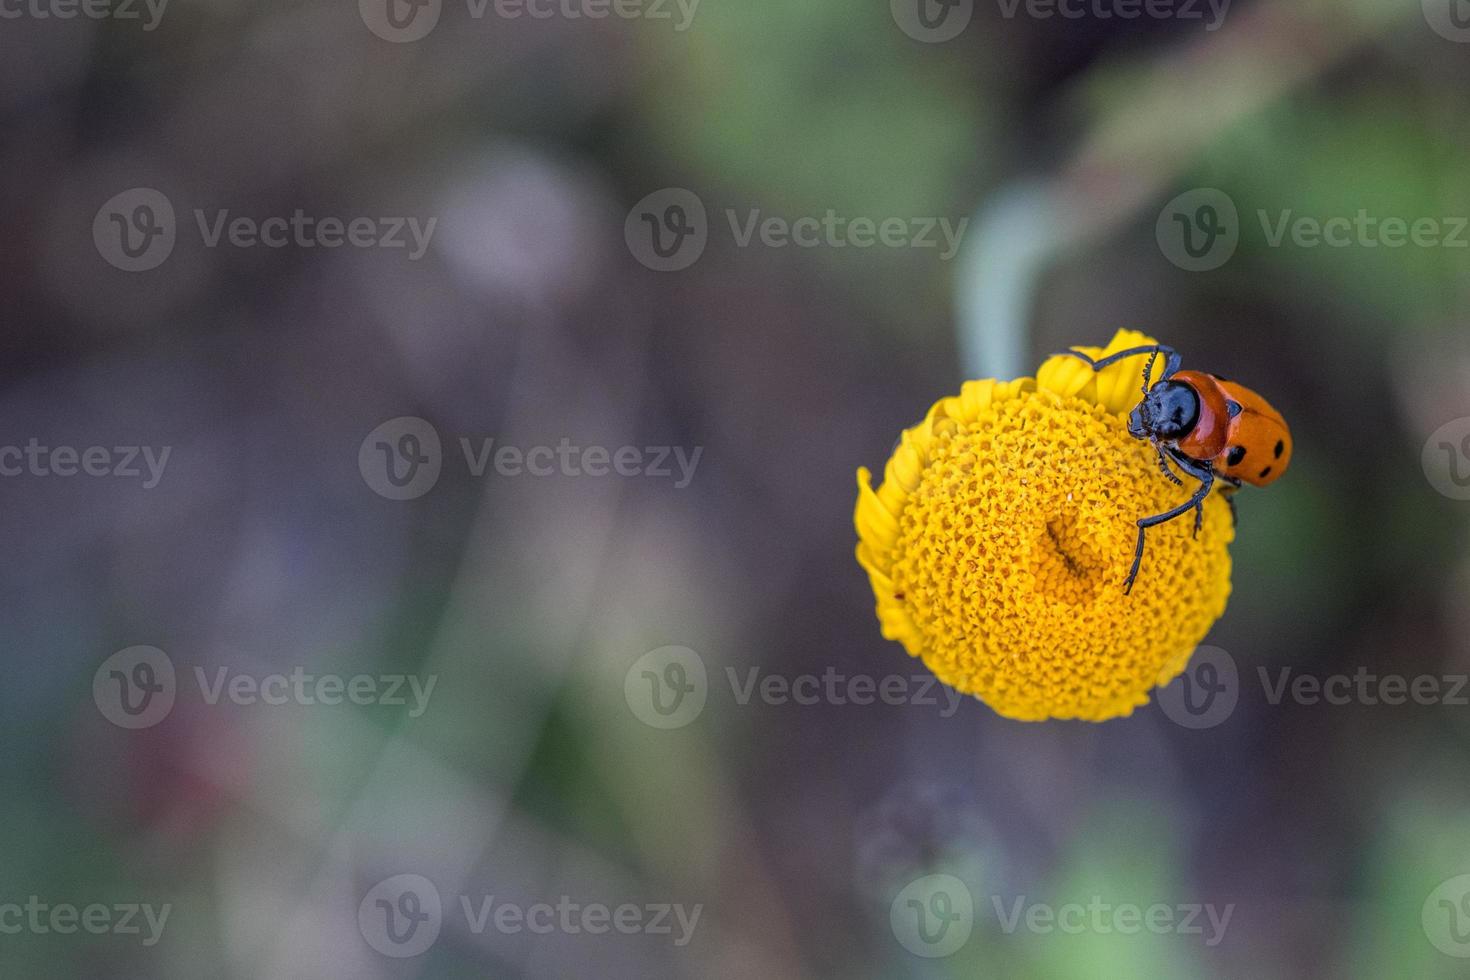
955 181 1063 383
954 0 1405 382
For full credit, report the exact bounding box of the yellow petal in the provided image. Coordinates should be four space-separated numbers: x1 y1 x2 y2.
854 469 900 550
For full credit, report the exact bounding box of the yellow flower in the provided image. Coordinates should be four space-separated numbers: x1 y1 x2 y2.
854 329 1233 722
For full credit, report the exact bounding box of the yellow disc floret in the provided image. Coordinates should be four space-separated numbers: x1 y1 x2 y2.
854 330 1233 722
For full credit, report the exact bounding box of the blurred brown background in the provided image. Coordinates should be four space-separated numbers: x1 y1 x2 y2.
4 0 1470 976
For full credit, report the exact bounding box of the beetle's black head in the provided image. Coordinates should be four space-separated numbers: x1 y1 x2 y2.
1128 380 1200 442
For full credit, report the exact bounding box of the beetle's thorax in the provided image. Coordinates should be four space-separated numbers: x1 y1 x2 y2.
1169 370 1234 460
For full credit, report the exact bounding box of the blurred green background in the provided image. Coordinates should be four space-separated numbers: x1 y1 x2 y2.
3 0 1470 975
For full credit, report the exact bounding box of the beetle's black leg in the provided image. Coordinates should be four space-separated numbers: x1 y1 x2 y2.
1160 448 1220 538
1054 345 1183 383
1156 446 1184 486
1166 448 1217 480
1125 468 1214 594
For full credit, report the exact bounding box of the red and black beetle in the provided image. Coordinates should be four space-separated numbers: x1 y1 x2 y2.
1060 343 1292 593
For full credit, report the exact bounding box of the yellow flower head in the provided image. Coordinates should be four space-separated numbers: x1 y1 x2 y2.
854 330 1233 722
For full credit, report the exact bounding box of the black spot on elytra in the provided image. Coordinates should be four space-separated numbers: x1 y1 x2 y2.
1258 465 1272 479
1274 440 1284 458
1226 400 1242 418
1226 446 1246 466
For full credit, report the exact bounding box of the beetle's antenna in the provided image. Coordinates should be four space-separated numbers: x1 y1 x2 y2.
1142 351 1158 395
